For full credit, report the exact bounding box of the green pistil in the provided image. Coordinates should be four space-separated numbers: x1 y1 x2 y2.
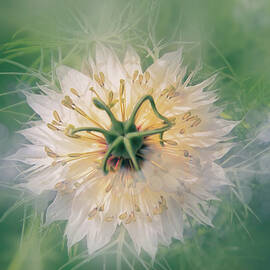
70 95 174 174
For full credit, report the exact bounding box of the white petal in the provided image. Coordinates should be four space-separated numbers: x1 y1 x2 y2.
56 65 92 95
95 44 126 90
123 46 142 77
46 192 73 225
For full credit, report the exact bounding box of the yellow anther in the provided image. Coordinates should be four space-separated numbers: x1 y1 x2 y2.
47 123 59 131
104 216 114 222
132 70 139 82
61 96 74 110
70 88 80 97
67 153 83 158
51 120 60 126
45 146 59 158
134 204 141 212
105 182 113 192
153 206 163 215
99 204 104 212
53 110 61 122
179 128 185 134
89 87 103 101
163 139 178 146
119 212 128 220
191 118 202 127
182 111 191 120
125 212 136 224
138 74 143 85
144 71 150 83
64 124 80 138
55 181 67 191
94 73 102 85
88 207 98 220
99 72 105 85
161 88 169 96
108 91 113 104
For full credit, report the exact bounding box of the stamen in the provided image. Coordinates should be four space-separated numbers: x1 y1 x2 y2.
99 72 105 86
70 88 80 97
99 204 104 211
125 212 136 224
132 70 139 82
105 182 113 192
47 123 59 131
119 79 126 121
94 73 104 87
89 87 103 102
163 139 178 146
45 146 59 158
119 212 128 220
179 128 185 134
104 216 114 222
191 118 201 127
144 71 150 83
107 90 114 106
53 110 61 122
88 207 98 220
182 111 191 120
138 74 143 85
61 95 75 110
134 204 140 212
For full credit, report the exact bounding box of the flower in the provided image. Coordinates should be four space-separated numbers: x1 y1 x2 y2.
11 45 236 257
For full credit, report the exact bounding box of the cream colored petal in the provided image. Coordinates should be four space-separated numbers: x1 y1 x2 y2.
56 65 93 95
95 44 126 90
123 46 142 77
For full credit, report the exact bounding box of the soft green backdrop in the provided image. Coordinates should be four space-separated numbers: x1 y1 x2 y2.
0 0 270 269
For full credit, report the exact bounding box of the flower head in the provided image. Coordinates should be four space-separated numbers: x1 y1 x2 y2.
12 45 235 257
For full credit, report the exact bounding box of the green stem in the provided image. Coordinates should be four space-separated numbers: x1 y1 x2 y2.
126 95 171 131
102 136 123 174
127 123 172 139
123 138 140 171
71 127 117 138
93 98 119 127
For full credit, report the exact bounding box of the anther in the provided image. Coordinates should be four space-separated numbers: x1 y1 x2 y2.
132 70 139 82
94 73 103 87
99 204 104 212
144 71 150 83
53 110 61 122
119 212 128 220
70 88 80 97
55 181 67 191
179 128 185 134
125 212 136 224
105 182 113 192
104 216 114 222
45 146 59 158
138 74 143 85
88 207 98 220
47 123 59 131
134 204 141 212
163 139 178 146
191 118 201 127
99 72 105 86
182 112 191 120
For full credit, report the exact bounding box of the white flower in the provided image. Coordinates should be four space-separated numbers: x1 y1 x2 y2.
11 45 236 258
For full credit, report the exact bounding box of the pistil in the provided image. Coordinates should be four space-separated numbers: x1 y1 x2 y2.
68 94 174 174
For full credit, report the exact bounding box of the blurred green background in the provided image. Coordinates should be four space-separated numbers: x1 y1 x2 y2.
1 0 270 269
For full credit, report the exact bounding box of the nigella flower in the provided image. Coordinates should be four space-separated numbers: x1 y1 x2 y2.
11 45 236 257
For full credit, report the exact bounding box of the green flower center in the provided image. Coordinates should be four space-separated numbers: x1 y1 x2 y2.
69 95 174 174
